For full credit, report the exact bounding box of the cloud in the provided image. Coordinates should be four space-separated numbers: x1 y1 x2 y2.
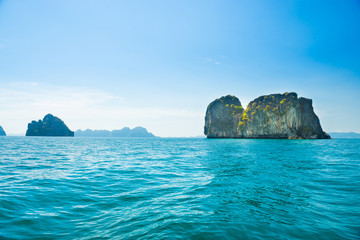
0 84 120 111
200 57 221 65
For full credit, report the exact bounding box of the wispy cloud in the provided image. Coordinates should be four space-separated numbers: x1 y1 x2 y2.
200 57 221 65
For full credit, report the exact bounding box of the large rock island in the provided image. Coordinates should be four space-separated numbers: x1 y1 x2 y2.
204 92 330 139
26 114 74 137
0 125 6 136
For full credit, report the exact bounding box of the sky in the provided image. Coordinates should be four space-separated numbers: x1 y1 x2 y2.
0 0 360 137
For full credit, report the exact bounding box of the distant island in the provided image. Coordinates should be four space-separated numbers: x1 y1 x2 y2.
75 127 155 138
329 132 360 138
26 114 74 137
0 125 6 136
204 92 330 139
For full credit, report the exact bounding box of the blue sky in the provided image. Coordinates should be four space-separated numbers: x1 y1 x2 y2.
0 0 360 136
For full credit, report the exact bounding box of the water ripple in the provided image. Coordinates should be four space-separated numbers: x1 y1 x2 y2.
0 137 359 239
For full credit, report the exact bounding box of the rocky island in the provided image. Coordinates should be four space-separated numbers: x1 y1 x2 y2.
0 125 6 136
204 92 330 139
75 127 155 137
26 114 74 137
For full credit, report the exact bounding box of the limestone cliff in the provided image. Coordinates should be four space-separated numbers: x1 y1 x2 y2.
0 125 6 136
204 93 330 139
26 114 74 137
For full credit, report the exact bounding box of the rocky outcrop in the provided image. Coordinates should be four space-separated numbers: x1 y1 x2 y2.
204 93 330 139
0 125 6 136
26 114 74 137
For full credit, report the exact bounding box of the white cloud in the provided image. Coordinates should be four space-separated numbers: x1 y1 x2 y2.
200 57 221 65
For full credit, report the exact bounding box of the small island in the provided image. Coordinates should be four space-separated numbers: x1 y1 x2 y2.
75 127 155 137
26 114 74 137
0 125 6 136
204 92 330 139
329 132 360 138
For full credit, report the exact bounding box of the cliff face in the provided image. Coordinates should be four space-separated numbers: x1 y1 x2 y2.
204 95 243 138
0 125 6 136
204 93 330 139
26 114 74 137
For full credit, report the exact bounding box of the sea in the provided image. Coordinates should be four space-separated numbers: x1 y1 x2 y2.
0 137 359 240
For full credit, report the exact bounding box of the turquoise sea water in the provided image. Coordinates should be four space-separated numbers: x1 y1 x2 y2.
0 137 359 240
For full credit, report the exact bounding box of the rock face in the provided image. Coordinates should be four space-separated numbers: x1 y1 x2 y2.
75 127 156 137
26 114 74 137
204 93 330 139
0 125 6 136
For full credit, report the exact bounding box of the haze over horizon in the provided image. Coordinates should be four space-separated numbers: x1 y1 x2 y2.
1 0 360 137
